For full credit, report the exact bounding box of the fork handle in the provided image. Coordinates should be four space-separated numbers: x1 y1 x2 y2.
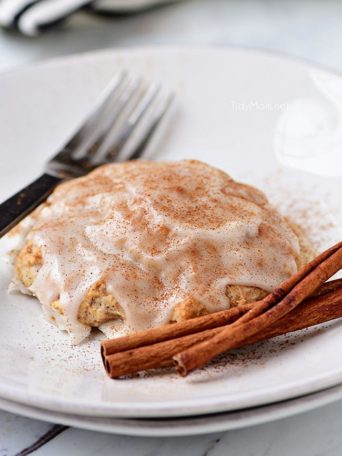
0 173 62 238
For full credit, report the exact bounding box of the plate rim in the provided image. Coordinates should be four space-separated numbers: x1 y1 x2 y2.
1 365 342 417
2 43 342 82
1 383 342 436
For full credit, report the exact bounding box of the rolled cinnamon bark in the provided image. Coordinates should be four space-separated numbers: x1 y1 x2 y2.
101 304 251 359
103 287 342 378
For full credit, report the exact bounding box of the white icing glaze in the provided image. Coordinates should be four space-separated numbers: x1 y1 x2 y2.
21 160 300 344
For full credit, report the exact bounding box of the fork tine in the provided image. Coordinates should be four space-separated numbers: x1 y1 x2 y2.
92 83 162 165
69 73 131 160
82 77 145 161
127 92 175 161
50 75 175 178
49 73 134 176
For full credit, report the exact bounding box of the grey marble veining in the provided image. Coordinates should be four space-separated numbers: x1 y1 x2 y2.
1 0 342 454
0 411 51 455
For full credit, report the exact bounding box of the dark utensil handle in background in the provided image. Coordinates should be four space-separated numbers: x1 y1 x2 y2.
0 173 62 238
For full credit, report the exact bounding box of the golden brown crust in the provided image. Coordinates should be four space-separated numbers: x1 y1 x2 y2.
225 285 269 307
77 280 124 327
15 240 42 288
170 297 208 323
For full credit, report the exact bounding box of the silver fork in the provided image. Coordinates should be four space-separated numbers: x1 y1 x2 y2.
0 73 174 237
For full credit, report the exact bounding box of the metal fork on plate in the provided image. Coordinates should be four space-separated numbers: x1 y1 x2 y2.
0 73 174 237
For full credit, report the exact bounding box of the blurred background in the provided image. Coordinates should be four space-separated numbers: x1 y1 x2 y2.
0 0 341 73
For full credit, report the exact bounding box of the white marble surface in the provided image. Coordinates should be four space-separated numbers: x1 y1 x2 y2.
2 400 342 455
1 0 342 454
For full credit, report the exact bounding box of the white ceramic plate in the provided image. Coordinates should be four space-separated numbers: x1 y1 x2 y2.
0 47 341 418
1 383 342 436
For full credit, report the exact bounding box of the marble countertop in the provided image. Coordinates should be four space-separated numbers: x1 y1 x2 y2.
1 0 342 454
2 400 342 455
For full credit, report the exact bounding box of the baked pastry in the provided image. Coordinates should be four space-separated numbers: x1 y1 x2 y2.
9 160 314 343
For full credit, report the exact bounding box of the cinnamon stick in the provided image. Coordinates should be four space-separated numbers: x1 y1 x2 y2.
312 278 342 296
103 287 342 378
174 243 342 376
243 287 342 345
101 278 342 359
101 304 252 359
